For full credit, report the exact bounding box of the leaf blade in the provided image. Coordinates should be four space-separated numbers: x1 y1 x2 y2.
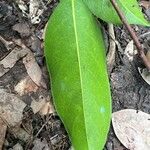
83 0 150 26
44 0 111 149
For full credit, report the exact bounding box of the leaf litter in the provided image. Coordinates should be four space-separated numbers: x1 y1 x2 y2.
108 3 150 148
0 0 70 149
0 0 150 149
0 88 26 126
112 109 150 150
123 39 150 86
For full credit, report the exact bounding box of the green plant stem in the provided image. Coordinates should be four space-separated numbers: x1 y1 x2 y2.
110 0 150 71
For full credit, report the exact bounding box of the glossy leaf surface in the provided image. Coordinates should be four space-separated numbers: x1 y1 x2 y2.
44 0 111 149
83 0 150 26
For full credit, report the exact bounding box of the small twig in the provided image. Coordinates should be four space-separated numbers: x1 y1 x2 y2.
35 110 51 137
110 0 150 70
25 110 52 150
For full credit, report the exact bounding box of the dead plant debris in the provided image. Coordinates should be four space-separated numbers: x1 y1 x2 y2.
0 0 150 150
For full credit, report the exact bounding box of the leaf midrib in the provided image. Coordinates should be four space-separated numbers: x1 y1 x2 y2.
71 0 89 148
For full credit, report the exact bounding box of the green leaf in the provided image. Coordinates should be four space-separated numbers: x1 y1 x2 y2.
44 0 111 149
83 0 150 26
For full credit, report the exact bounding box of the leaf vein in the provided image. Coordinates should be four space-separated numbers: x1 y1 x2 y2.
71 0 89 148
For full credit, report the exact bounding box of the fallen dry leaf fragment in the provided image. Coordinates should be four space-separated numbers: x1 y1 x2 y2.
124 40 137 61
112 109 150 150
0 37 46 89
15 76 50 115
138 51 150 85
0 47 28 77
15 76 39 96
39 101 55 115
31 96 49 114
23 50 47 89
147 50 150 60
0 118 7 150
12 39 46 89
13 22 31 37
107 23 116 73
140 0 150 9
0 89 26 126
138 67 150 85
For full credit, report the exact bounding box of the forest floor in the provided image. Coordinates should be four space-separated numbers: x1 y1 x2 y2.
0 0 150 150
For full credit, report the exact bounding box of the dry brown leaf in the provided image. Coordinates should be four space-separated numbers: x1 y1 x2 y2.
15 76 49 115
124 40 137 61
15 76 39 96
107 23 116 73
23 51 46 89
0 118 7 150
0 47 28 77
112 109 150 150
12 39 46 89
147 50 150 60
0 89 26 126
13 23 31 37
0 39 46 88
138 67 150 85
140 0 150 9
138 51 150 85
39 101 55 115
31 95 50 114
